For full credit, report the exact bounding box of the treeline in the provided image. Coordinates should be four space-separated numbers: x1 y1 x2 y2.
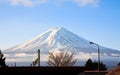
0 49 120 71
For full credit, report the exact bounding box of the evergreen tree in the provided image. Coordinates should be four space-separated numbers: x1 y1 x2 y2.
0 50 7 67
99 62 107 70
117 62 120 66
85 59 94 70
85 58 107 70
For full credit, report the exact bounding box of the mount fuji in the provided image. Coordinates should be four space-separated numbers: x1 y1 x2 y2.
4 27 120 67
5 27 120 54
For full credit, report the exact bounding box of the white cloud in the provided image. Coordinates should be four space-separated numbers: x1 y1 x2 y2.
111 53 120 57
73 0 99 7
10 0 33 6
54 0 66 6
0 0 48 7
11 0 48 7
91 53 98 56
0 0 100 7
54 0 99 7
76 52 92 60
15 53 27 57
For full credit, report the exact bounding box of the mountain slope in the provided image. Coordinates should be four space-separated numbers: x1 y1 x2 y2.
5 27 120 56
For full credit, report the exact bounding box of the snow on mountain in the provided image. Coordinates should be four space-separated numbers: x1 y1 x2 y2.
4 27 120 64
5 27 120 54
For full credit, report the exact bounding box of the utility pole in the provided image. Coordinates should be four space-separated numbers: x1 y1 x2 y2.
14 62 16 67
38 49 40 67
32 61 34 67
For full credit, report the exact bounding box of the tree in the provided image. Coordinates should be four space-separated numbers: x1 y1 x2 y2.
117 62 120 66
0 50 7 67
46 51 77 67
85 58 107 70
101 62 107 70
85 59 93 70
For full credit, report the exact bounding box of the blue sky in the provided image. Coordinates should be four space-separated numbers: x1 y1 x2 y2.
0 0 120 51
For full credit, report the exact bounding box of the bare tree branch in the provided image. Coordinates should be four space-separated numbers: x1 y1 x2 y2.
46 51 78 67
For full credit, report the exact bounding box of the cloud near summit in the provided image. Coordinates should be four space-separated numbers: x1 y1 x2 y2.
0 0 100 7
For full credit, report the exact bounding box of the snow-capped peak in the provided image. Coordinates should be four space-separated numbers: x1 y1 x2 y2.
4 27 120 56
